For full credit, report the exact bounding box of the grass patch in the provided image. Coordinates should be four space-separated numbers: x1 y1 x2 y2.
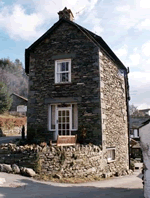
0 114 26 129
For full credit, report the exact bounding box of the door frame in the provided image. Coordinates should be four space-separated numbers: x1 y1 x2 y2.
56 106 72 137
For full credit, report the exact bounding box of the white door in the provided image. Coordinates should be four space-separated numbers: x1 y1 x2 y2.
56 107 71 136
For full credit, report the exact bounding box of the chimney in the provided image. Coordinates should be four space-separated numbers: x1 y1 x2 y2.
58 7 74 21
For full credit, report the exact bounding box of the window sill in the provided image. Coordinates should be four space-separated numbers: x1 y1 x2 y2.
54 82 72 86
107 159 116 164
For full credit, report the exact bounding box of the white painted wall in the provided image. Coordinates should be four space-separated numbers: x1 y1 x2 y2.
134 129 138 137
139 122 150 198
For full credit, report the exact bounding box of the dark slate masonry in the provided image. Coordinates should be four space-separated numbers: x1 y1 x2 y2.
27 21 101 144
25 8 130 175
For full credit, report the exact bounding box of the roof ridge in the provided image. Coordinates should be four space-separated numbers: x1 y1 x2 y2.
25 18 127 74
11 93 28 101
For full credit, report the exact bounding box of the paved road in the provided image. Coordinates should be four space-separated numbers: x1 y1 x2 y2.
0 170 144 198
0 136 21 144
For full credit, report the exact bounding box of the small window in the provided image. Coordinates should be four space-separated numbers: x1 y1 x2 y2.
55 59 71 83
107 148 115 162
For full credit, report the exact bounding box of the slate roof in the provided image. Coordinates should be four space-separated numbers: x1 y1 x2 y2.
10 93 28 101
25 18 127 74
130 117 150 129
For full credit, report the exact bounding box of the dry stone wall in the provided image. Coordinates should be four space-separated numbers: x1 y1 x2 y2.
0 143 130 178
0 143 37 169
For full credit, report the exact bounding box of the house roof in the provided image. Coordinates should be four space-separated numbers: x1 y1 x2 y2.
139 118 150 128
130 117 150 129
139 108 150 112
10 93 28 101
25 18 127 74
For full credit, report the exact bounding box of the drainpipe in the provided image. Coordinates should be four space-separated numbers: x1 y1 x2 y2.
124 67 130 170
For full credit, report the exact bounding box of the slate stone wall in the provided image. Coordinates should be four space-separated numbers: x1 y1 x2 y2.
99 50 129 171
0 144 130 178
0 143 37 169
27 21 102 144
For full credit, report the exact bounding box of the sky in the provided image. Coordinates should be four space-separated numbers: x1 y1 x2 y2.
0 0 150 109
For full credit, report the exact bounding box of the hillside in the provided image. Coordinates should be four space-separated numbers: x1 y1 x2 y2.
0 58 28 98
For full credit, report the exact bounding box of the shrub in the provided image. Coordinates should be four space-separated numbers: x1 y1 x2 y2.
0 82 12 114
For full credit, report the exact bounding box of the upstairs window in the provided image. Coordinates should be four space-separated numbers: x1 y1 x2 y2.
55 59 71 83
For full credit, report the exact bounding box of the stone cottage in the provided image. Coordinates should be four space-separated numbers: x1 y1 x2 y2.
10 93 28 112
25 8 130 169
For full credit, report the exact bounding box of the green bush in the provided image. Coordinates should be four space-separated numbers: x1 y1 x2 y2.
0 82 12 114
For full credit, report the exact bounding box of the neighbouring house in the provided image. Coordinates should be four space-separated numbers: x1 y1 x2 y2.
130 117 149 160
130 117 149 141
10 93 28 114
139 108 150 116
139 118 150 197
25 8 130 170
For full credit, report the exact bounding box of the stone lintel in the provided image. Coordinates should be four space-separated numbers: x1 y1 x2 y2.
51 53 76 60
44 97 81 104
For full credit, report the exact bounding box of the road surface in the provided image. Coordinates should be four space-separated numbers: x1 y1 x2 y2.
0 136 21 144
0 170 144 198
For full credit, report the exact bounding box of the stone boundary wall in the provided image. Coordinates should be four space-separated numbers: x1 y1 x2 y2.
0 143 130 178
0 143 37 169
0 124 27 137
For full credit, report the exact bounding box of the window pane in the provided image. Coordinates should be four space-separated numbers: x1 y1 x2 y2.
107 149 115 161
66 62 69 71
67 124 69 129
63 124 65 129
59 124 61 130
62 111 65 116
60 73 62 82
58 117 61 122
65 73 69 81
61 62 66 71
57 63 61 72
66 117 69 122
57 74 60 83
62 73 66 82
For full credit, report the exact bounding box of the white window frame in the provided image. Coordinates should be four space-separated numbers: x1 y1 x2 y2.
48 104 78 132
107 147 116 163
55 59 71 83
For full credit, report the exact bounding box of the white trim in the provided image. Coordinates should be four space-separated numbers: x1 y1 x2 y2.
55 59 71 84
48 104 56 131
48 104 78 137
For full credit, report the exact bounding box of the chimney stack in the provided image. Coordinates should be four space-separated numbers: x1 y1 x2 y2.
58 7 74 21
